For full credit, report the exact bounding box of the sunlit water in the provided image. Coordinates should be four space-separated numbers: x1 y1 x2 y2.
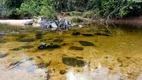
0 54 47 80
0 24 142 80
66 64 142 80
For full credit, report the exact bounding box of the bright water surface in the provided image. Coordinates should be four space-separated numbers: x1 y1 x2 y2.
0 24 142 80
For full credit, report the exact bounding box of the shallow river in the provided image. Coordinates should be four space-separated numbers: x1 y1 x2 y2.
0 24 142 80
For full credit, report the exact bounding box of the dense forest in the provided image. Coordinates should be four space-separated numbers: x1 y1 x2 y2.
0 0 142 19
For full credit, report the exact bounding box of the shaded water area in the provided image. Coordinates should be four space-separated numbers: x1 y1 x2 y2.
0 24 142 80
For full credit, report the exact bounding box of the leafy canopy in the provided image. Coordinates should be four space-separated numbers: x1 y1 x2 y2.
17 0 56 19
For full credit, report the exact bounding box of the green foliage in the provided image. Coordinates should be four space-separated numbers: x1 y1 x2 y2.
54 0 88 12
86 0 141 19
0 0 142 19
83 11 95 18
16 0 41 16
71 17 83 23
87 0 131 18
0 0 24 17
17 0 56 19
53 0 142 19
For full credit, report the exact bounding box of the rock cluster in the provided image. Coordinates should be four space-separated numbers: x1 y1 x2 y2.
25 16 83 30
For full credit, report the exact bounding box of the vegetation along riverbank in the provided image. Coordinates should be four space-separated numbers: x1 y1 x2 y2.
0 0 142 80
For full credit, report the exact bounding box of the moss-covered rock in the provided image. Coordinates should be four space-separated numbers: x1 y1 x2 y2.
62 57 86 67
95 32 110 36
0 38 7 43
79 41 94 46
18 38 35 42
21 45 34 49
82 34 93 36
35 33 43 39
11 47 22 51
69 46 84 50
53 39 63 43
72 32 81 36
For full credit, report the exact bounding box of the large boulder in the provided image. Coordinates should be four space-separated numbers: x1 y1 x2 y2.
58 18 72 30
40 21 50 29
50 22 58 30
24 20 34 26
40 21 58 30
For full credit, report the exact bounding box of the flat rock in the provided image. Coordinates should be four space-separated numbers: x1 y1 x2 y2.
62 57 85 67
69 46 84 50
35 33 43 39
11 48 22 51
82 34 93 36
0 38 7 43
21 45 34 49
60 70 67 75
72 32 80 36
95 32 110 36
79 41 94 46
53 39 63 43
0 53 9 58
19 38 35 42
38 43 60 50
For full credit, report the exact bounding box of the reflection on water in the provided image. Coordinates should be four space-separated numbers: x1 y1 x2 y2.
66 63 142 80
0 54 47 80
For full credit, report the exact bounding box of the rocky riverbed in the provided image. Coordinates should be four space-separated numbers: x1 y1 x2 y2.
0 24 142 80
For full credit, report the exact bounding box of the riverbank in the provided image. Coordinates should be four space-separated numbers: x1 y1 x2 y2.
0 19 33 26
0 15 142 28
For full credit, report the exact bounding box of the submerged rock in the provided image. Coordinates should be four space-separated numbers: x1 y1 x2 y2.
82 34 93 36
11 45 34 51
53 39 63 43
37 62 49 68
7 61 22 70
8 58 33 69
0 53 9 58
0 33 4 38
21 45 34 49
62 57 86 67
76 56 83 59
38 43 60 50
0 38 7 43
11 47 22 51
95 32 110 36
79 41 94 46
69 46 84 50
60 70 67 75
72 32 80 36
35 33 43 39
19 38 35 42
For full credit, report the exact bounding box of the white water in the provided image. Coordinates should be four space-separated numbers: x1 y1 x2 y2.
66 63 142 80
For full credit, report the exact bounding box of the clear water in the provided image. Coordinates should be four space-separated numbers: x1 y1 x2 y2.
0 24 142 80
